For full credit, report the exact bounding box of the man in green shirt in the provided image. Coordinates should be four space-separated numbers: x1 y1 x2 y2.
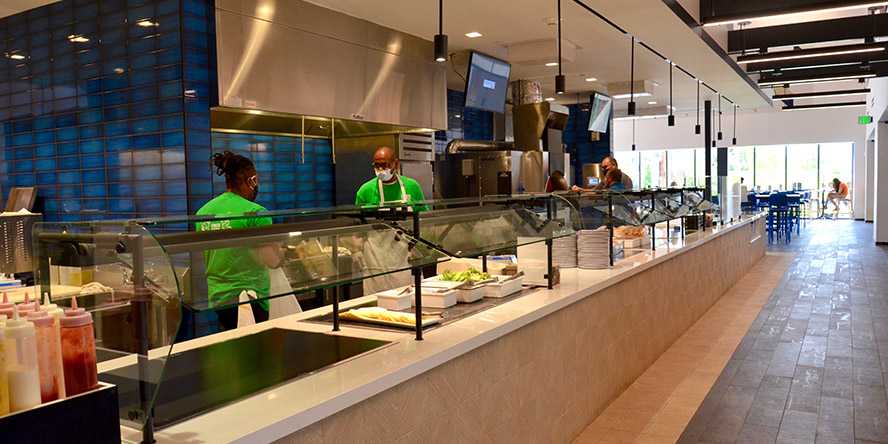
355 146 426 208
196 151 279 330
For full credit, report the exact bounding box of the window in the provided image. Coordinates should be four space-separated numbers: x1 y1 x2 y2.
640 150 666 188
754 145 786 192
694 148 718 195
667 149 695 187
728 146 754 188
613 151 639 186
786 144 818 191
819 142 854 196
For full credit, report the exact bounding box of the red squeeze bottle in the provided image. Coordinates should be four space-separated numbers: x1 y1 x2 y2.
60 298 97 396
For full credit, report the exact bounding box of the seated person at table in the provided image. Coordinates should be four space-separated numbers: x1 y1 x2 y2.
604 168 626 191
546 170 570 192
827 177 849 213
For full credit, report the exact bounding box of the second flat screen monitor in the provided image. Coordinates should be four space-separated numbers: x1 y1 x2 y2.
465 52 511 114
588 93 612 133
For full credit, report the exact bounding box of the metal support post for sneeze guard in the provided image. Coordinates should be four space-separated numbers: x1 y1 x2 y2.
650 193 656 251
546 197 554 290
412 211 423 341
482 255 487 273
127 230 155 444
331 236 340 332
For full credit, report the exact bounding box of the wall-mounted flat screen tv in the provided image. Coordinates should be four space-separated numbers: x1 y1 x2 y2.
588 92 613 133
464 52 511 114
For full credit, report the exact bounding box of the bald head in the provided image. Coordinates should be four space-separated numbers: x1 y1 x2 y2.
372 146 399 183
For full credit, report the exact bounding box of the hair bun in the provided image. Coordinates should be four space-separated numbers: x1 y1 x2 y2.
212 151 235 176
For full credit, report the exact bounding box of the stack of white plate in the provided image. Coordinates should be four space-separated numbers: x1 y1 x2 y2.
577 229 611 269
553 234 577 268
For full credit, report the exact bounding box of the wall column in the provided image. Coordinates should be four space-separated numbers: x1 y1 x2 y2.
874 123 888 243
866 138 876 223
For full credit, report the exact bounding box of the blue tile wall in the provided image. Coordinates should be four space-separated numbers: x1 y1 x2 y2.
435 89 493 152
0 0 199 221
209 132 334 211
564 103 611 187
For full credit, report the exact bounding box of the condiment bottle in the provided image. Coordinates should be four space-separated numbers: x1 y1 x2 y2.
27 310 65 402
0 292 13 320
41 293 64 320
60 300 97 396
0 314 9 416
16 294 36 316
4 307 41 411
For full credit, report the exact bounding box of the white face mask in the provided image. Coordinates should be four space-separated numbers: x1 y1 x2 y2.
375 168 394 182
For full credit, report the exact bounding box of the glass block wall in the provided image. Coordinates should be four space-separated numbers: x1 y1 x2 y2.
0 0 200 221
210 132 334 210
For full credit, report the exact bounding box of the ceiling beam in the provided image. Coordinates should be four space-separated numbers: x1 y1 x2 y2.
745 44 888 72
703 0 886 27
727 13 888 54
758 61 887 85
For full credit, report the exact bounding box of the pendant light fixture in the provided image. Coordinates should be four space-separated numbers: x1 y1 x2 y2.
434 0 447 62
628 36 636 116
717 93 723 141
732 105 738 145
667 61 675 127
555 0 565 94
695 80 701 135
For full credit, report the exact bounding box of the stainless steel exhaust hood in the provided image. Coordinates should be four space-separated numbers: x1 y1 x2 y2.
215 0 447 130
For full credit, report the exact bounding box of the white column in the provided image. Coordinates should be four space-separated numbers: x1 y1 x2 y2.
853 140 866 220
866 138 876 222
874 122 888 244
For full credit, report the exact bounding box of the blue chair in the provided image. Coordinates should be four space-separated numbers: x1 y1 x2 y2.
786 193 802 235
767 193 791 244
741 193 757 213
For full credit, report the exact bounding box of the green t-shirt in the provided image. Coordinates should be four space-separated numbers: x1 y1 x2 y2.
355 176 427 210
195 192 273 310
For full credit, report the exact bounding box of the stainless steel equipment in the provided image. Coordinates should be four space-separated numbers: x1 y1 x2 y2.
215 0 446 130
582 163 604 188
1 213 40 274
333 132 436 205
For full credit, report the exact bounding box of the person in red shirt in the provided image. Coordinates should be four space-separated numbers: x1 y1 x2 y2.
827 177 849 215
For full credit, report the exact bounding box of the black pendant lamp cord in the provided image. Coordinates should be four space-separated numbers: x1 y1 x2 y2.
439 0 443 34
718 95 722 131
669 62 673 114
557 0 562 77
630 36 635 100
696 80 700 125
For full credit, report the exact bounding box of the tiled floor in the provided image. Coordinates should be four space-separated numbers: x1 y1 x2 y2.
574 243 794 442
679 220 888 444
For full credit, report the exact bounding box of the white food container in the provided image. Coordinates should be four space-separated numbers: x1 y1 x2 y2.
422 289 457 308
455 284 485 303
376 288 413 311
485 275 523 298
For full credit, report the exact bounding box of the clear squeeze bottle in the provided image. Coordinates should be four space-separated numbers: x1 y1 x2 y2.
27 310 65 402
4 307 41 411
60 298 97 396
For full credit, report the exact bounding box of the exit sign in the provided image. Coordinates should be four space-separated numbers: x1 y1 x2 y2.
859 115 873 125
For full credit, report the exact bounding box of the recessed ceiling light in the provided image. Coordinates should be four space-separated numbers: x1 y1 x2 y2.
545 97 556 102
136 19 159 27
612 92 652 99
454 114 462 118
648 101 657 105
113 67 125 74
67 34 89 43
545 62 559 67
585 77 597 82
465 31 483 38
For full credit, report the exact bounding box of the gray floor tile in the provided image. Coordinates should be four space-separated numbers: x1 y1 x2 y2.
679 222 888 444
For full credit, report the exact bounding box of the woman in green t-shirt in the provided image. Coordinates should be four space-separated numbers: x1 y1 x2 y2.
196 151 281 330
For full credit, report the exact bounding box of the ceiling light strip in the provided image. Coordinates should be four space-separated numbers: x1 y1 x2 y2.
772 88 871 100
782 101 867 111
702 1 888 27
738 47 884 65
759 73 876 86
